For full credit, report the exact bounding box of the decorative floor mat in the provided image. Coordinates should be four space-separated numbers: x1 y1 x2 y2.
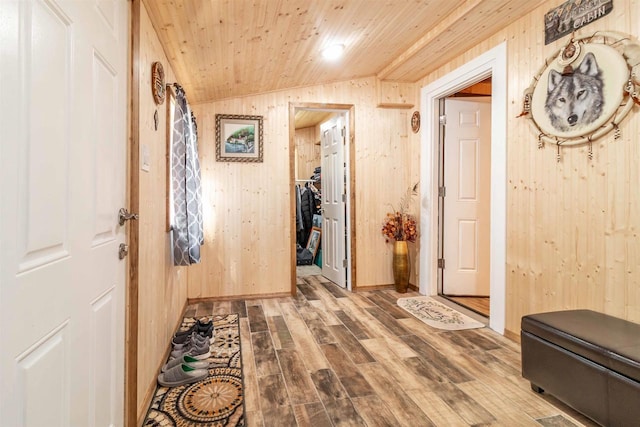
397 296 485 330
143 314 245 426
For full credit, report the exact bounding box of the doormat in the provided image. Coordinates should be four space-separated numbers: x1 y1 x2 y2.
397 296 484 330
143 313 245 426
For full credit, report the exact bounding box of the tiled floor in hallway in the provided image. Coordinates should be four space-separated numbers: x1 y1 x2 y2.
184 275 598 427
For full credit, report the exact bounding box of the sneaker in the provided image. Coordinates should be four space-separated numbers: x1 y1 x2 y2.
172 331 209 347
172 335 210 353
174 319 214 339
173 323 197 338
161 354 209 373
157 363 208 387
170 339 210 360
194 319 214 338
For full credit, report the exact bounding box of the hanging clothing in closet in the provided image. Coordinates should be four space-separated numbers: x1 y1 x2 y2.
296 185 318 247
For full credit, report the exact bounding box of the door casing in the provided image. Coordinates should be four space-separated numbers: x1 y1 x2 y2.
289 103 356 292
419 42 507 334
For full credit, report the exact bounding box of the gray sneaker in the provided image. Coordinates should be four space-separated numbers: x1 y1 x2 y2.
170 339 210 360
157 363 208 387
162 354 209 373
172 332 209 350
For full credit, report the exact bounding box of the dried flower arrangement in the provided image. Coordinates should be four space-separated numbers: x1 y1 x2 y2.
381 182 419 243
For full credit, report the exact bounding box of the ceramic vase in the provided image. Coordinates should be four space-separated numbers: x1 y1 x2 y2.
392 240 410 293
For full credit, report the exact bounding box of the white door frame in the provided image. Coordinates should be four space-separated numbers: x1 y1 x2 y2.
290 104 355 292
419 42 507 333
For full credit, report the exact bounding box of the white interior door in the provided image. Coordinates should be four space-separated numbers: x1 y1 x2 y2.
0 1 128 425
442 97 491 296
320 115 346 288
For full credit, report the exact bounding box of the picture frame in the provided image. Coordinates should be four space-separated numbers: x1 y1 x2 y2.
215 114 264 162
306 227 321 258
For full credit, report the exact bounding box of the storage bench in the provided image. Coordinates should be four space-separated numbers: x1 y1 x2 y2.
521 310 640 426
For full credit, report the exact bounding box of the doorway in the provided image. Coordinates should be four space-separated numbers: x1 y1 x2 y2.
419 42 507 334
290 103 355 292
438 87 492 318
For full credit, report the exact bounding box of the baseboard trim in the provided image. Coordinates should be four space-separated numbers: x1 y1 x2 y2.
504 328 521 343
354 283 417 293
187 291 292 304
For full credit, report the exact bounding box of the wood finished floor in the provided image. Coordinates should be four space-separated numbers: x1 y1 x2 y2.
446 296 490 317
184 276 598 427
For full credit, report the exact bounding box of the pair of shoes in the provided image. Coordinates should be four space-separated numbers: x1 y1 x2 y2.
190 319 213 338
174 319 214 339
172 331 209 348
170 337 210 360
161 354 209 373
157 363 208 387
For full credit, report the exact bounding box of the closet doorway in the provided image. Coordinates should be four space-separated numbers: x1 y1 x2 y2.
289 103 355 292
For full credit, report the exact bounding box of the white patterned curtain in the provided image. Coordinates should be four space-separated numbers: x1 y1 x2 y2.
171 84 203 265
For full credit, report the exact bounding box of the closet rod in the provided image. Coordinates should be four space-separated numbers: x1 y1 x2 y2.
295 179 315 183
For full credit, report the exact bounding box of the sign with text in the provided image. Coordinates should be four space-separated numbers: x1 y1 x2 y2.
545 0 613 45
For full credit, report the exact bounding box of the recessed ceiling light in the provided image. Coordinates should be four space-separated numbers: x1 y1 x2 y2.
322 44 345 61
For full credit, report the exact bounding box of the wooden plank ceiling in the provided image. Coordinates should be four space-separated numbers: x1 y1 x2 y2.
144 0 545 104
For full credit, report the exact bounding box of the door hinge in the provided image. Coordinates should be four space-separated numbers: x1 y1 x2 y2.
439 115 447 125
341 127 346 138
342 194 346 203
438 186 446 197
343 259 348 268
438 258 445 269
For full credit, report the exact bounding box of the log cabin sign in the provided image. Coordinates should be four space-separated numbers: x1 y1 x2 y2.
545 0 613 45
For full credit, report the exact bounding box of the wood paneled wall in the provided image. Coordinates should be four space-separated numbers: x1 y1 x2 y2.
189 79 420 298
135 2 188 421
294 126 320 181
418 0 640 335
163 0 639 339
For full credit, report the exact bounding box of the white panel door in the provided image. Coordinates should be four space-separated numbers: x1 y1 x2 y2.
442 98 491 296
320 115 346 288
0 1 128 426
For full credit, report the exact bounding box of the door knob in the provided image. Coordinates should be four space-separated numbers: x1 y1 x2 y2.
118 208 139 226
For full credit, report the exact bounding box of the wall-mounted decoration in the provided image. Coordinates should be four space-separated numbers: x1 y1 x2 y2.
520 31 640 159
544 0 613 45
151 61 166 105
215 114 264 163
411 111 420 133
306 227 321 259
153 109 159 131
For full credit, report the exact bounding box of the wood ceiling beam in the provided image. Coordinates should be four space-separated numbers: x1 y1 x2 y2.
376 0 485 81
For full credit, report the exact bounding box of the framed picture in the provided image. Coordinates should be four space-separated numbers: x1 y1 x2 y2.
306 227 321 258
215 114 263 162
